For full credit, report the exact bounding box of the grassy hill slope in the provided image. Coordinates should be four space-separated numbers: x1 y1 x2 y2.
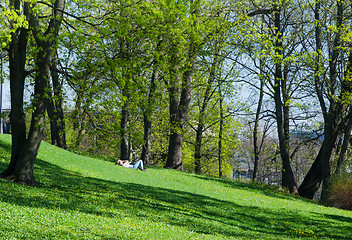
0 134 351 239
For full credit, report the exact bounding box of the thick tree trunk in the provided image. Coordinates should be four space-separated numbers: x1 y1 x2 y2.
1 25 28 179
165 1 198 170
298 0 324 199
119 40 133 161
165 66 193 169
298 114 339 199
165 64 183 170
165 69 181 168
165 69 193 170
165 75 186 169
15 45 50 184
166 131 184 170
298 100 347 201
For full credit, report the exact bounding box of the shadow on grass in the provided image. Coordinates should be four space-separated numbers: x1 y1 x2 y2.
0 159 350 239
324 214 352 223
193 171 315 204
0 139 351 239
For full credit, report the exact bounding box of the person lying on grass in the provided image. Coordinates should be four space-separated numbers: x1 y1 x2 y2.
116 159 146 171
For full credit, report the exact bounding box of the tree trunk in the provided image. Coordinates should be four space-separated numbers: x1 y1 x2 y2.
335 108 352 175
45 91 59 146
1 11 28 179
299 51 352 199
298 95 347 201
218 87 224 178
72 89 85 148
194 43 218 174
1 0 66 185
272 5 297 194
281 62 294 191
49 53 67 149
141 53 159 165
194 80 211 173
15 45 50 185
165 68 192 169
165 0 198 170
141 113 152 165
195 125 203 173
252 71 264 181
314 0 327 120
298 0 345 200
298 113 340 199
166 131 184 170
120 104 129 160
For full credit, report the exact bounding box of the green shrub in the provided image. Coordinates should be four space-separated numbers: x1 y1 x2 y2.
329 173 352 210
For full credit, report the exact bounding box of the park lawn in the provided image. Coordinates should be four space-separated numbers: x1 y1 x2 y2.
0 134 351 239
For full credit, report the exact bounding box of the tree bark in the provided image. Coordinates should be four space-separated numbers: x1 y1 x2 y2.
313 0 327 120
165 1 197 169
2 0 66 185
272 4 297 194
252 70 264 181
49 53 67 149
141 113 152 165
194 52 217 174
46 90 59 146
72 88 85 148
335 109 352 175
218 86 224 178
120 104 129 160
1 3 28 179
298 111 341 199
195 125 204 173
298 0 345 200
299 50 352 199
141 41 160 165
281 62 294 191
15 45 50 185
165 67 192 169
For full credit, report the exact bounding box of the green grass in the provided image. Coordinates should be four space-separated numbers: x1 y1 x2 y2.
0 134 351 239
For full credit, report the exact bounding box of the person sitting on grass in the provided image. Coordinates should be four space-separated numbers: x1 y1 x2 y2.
116 159 146 171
